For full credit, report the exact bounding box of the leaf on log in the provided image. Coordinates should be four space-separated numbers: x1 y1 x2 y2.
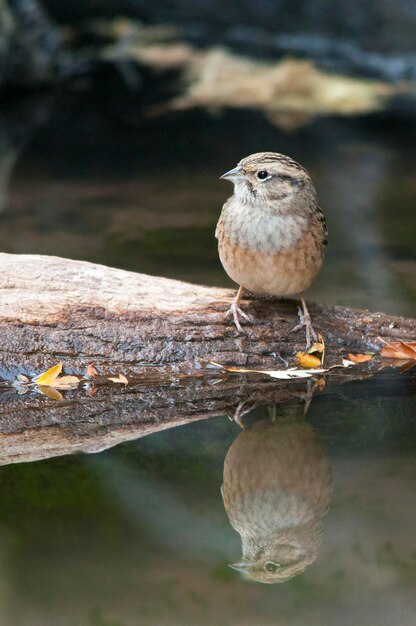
379 340 416 360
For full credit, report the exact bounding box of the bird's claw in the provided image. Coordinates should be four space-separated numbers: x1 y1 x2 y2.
229 400 257 429
291 307 317 349
226 301 253 333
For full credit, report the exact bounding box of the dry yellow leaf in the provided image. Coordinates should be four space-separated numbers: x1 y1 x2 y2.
33 362 79 390
37 385 64 401
295 352 322 368
35 362 63 386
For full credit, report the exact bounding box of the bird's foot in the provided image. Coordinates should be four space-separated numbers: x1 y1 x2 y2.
296 379 320 417
228 400 256 429
291 307 318 349
226 300 253 333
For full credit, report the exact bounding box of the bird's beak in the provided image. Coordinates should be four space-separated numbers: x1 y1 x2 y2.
229 560 256 573
220 165 245 183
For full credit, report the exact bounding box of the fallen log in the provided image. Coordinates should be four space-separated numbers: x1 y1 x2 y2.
0 252 414 377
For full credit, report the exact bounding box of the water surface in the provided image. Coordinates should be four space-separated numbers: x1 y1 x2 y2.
0 371 415 626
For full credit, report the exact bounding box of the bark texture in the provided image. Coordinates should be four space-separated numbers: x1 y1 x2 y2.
0 252 414 377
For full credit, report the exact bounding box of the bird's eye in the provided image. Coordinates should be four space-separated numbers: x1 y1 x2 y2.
265 561 280 573
257 170 269 180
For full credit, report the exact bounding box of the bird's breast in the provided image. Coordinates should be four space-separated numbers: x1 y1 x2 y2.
216 198 325 296
217 228 324 296
220 201 309 253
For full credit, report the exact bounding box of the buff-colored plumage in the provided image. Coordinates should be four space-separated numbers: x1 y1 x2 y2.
216 152 327 342
221 418 332 583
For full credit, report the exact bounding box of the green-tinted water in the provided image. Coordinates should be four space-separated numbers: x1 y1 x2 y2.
0 375 415 626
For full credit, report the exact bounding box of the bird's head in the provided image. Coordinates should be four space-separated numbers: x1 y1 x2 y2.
220 151 313 209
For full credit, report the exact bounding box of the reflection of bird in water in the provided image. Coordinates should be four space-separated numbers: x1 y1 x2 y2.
221 416 332 583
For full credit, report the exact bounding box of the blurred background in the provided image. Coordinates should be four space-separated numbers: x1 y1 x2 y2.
0 2 415 625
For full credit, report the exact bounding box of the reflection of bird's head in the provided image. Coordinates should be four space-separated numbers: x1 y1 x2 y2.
222 417 332 584
229 521 323 583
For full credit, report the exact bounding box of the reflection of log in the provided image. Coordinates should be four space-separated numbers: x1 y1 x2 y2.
0 252 414 376
0 369 414 466
0 378 302 465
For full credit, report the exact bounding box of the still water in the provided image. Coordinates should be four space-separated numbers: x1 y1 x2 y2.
0 87 415 625
0 373 415 626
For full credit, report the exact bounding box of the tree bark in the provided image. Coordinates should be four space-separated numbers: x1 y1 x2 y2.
0 252 414 376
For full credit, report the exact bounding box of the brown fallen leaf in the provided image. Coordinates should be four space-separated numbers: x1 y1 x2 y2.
397 360 416 372
347 353 373 364
379 339 416 360
296 352 322 368
107 374 129 385
86 363 98 378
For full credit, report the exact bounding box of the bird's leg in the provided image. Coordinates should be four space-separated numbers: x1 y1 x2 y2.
226 285 253 333
291 295 317 349
296 379 319 418
228 399 257 429
267 405 277 422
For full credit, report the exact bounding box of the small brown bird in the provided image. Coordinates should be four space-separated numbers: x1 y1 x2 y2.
216 152 327 346
221 417 332 584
